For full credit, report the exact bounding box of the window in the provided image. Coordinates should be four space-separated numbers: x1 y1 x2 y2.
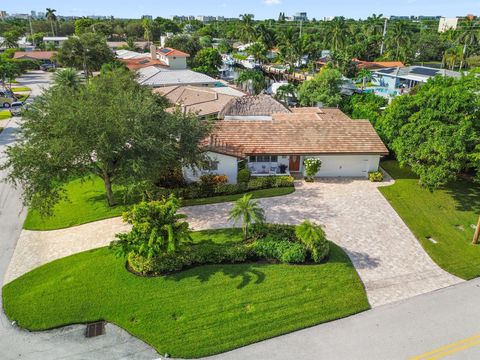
249 156 278 163
203 161 219 171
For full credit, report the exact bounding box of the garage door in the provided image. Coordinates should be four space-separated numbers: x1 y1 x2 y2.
315 155 369 177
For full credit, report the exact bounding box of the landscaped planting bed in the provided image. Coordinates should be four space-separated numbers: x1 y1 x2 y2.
23 175 295 231
3 228 369 358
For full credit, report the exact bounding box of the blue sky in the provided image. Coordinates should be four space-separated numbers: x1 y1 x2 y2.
5 0 480 19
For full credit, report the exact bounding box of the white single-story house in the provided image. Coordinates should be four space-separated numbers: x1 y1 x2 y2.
136 65 218 88
184 106 389 183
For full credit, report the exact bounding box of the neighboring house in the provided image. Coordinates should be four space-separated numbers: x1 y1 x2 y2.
136 65 218 87
121 57 167 70
153 85 244 119
373 66 461 92
219 94 290 120
353 59 405 71
154 46 189 70
43 36 68 48
184 107 388 183
13 51 57 63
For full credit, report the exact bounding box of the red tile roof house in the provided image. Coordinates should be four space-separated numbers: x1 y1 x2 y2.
13 51 57 63
183 97 388 184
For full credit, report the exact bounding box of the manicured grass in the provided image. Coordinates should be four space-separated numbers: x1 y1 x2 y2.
11 86 31 92
2 229 369 358
0 110 12 120
380 160 480 279
24 176 295 231
183 186 295 206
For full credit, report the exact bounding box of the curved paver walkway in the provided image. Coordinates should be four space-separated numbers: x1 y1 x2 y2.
6 179 462 307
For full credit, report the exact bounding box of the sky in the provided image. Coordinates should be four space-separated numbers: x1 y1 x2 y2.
4 0 480 20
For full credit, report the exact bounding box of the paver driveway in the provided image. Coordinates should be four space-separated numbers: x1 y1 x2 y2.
181 178 462 307
6 179 462 307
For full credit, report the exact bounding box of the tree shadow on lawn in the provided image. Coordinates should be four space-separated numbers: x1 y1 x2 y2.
165 263 267 289
443 180 480 213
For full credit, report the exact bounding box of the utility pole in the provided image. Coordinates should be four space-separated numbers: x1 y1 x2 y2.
28 16 35 47
380 18 388 55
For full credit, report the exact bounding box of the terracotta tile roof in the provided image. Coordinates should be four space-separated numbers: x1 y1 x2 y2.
354 58 405 70
13 51 57 60
218 94 290 119
209 108 389 156
153 85 241 116
120 57 167 70
157 47 190 58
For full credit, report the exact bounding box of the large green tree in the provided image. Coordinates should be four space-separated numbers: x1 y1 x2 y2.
376 74 480 189
1 70 212 214
192 48 222 77
56 33 114 78
298 68 343 107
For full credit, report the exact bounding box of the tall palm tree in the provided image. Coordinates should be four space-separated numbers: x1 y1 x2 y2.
46 8 57 36
239 14 257 43
247 42 268 64
326 17 346 51
228 194 265 241
275 83 297 105
236 69 266 95
363 13 384 38
142 18 153 45
255 23 276 50
388 21 411 59
457 18 480 69
53 68 81 89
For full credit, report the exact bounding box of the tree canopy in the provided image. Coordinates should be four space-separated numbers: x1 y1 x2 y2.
298 68 343 107
376 73 480 189
192 48 222 77
1 69 212 214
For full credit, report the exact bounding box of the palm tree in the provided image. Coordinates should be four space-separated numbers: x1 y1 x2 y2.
46 8 57 36
228 194 265 241
443 46 463 70
236 69 266 95
239 14 257 43
53 68 81 89
357 68 373 90
326 17 346 51
388 21 411 60
363 14 384 38
295 220 329 263
142 18 153 45
247 42 268 64
275 83 296 105
457 18 480 69
255 23 276 50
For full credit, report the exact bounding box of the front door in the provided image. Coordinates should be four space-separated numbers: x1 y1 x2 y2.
289 155 300 172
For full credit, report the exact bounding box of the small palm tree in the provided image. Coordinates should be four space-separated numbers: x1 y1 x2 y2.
236 69 266 95
228 194 265 241
247 42 268 64
53 68 81 89
275 83 296 105
295 220 329 263
357 68 373 90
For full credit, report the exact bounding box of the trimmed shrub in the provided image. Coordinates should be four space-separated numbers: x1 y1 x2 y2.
251 235 306 263
251 223 297 242
237 168 251 184
304 158 322 182
214 183 241 195
368 171 383 182
200 174 229 186
247 177 265 190
128 243 250 275
272 176 294 188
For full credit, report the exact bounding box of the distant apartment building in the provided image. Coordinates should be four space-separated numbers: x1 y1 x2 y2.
293 12 308 21
141 15 153 20
438 17 459 32
196 15 216 22
0 10 7 19
172 15 195 21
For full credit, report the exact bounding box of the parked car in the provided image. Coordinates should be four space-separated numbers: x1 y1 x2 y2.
0 90 17 108
40 63 56 71
9 101 24 116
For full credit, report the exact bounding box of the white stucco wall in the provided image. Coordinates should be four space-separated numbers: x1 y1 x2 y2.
183 151 239 184
301 154 381 178
166 56 188 70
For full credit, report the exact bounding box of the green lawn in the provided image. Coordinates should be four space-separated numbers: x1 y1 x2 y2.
24 177 295 231
380 160 480 279
0 110 12 120
2 229 369 358
11 86 31 92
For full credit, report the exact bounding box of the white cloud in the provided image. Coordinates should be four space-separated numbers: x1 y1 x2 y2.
263 0 281 5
